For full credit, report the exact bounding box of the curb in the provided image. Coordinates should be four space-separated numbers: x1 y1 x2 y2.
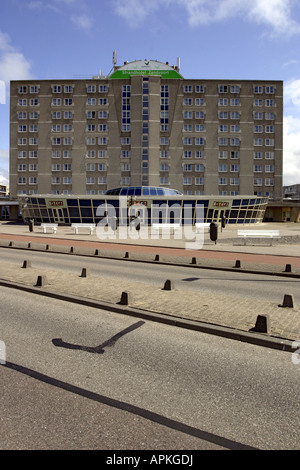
0 278 295 353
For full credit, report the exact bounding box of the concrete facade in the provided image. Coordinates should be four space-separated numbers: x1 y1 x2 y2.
9 60 283 200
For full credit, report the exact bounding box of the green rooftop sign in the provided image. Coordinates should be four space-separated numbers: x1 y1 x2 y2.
110 60 182 79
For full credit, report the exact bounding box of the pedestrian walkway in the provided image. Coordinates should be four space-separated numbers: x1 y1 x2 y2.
0 221 299 346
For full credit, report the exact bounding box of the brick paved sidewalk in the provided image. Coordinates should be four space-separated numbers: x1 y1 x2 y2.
0 260 299 342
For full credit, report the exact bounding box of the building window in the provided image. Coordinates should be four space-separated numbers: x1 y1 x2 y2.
219 111 228 119
253 85 263 94
265 99 275 107
195 164 204 172
218 177 228 185
183 177 192 185
160 177 169 185
160 151 169 158
183 151 192 158
18 86 27 94
195 177 204 185
195 151 205 158
183 164 192 172
98 177 107 184
195 111 205 119
87 85 96 93
254 165 263 172
219 98 228 106
87 98 96 106
86 177 95 184
254 152 263 159
184 111 193 119
219 85 228 93
160 164 169 171
230 85 240 93
195 98 205 106
265 165 274 173
17 177 26 184
99 85 108 93
265 152 274 160
219 164 228 172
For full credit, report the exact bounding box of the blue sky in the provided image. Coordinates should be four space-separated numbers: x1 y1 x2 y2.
1 0 300 187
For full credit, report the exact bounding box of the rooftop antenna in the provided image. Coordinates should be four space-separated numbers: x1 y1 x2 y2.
177 57 180 72
113 50 117 65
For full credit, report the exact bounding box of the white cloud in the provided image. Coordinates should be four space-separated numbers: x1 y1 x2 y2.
113 0 159 26
0 149 9 186
283 116 300 185
113 0 300 35
284 78 300 107
71 13 94 32
0 32 33 87
249 0 300 36
283 79 300 185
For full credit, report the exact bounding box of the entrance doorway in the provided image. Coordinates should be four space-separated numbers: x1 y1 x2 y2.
128 204 148 225
52 208 65 224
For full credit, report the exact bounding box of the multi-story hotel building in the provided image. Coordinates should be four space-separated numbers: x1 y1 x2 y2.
9 58 283 201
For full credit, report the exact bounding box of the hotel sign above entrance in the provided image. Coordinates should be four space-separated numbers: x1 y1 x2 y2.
208 200 233 210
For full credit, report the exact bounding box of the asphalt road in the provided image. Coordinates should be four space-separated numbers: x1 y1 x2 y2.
0 286 299 450
0 247 299 303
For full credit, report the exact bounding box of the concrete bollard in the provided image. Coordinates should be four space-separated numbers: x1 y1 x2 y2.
22 260 31 269
46 244 50 251
36 275 47 287
28 242 31 249
284 264 292 273
94 249 99 255
234 260 241 268
120 291 131 305
70 246 74 253
162 279 174 291
279 294 295 308
252 314 270 334
124 251 129 259
9 241 14 247
155 254 160 261
80 268 89 278
191 257 197 264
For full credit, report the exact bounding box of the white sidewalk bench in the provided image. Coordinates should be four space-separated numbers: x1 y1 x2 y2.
71 223 96 235
41 223 58 234
195 223 211 233
237 229 280 246
152 223 181 234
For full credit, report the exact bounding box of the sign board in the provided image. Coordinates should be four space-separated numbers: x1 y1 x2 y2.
110 60 182 79
45 198 68 209
208 200 233 210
